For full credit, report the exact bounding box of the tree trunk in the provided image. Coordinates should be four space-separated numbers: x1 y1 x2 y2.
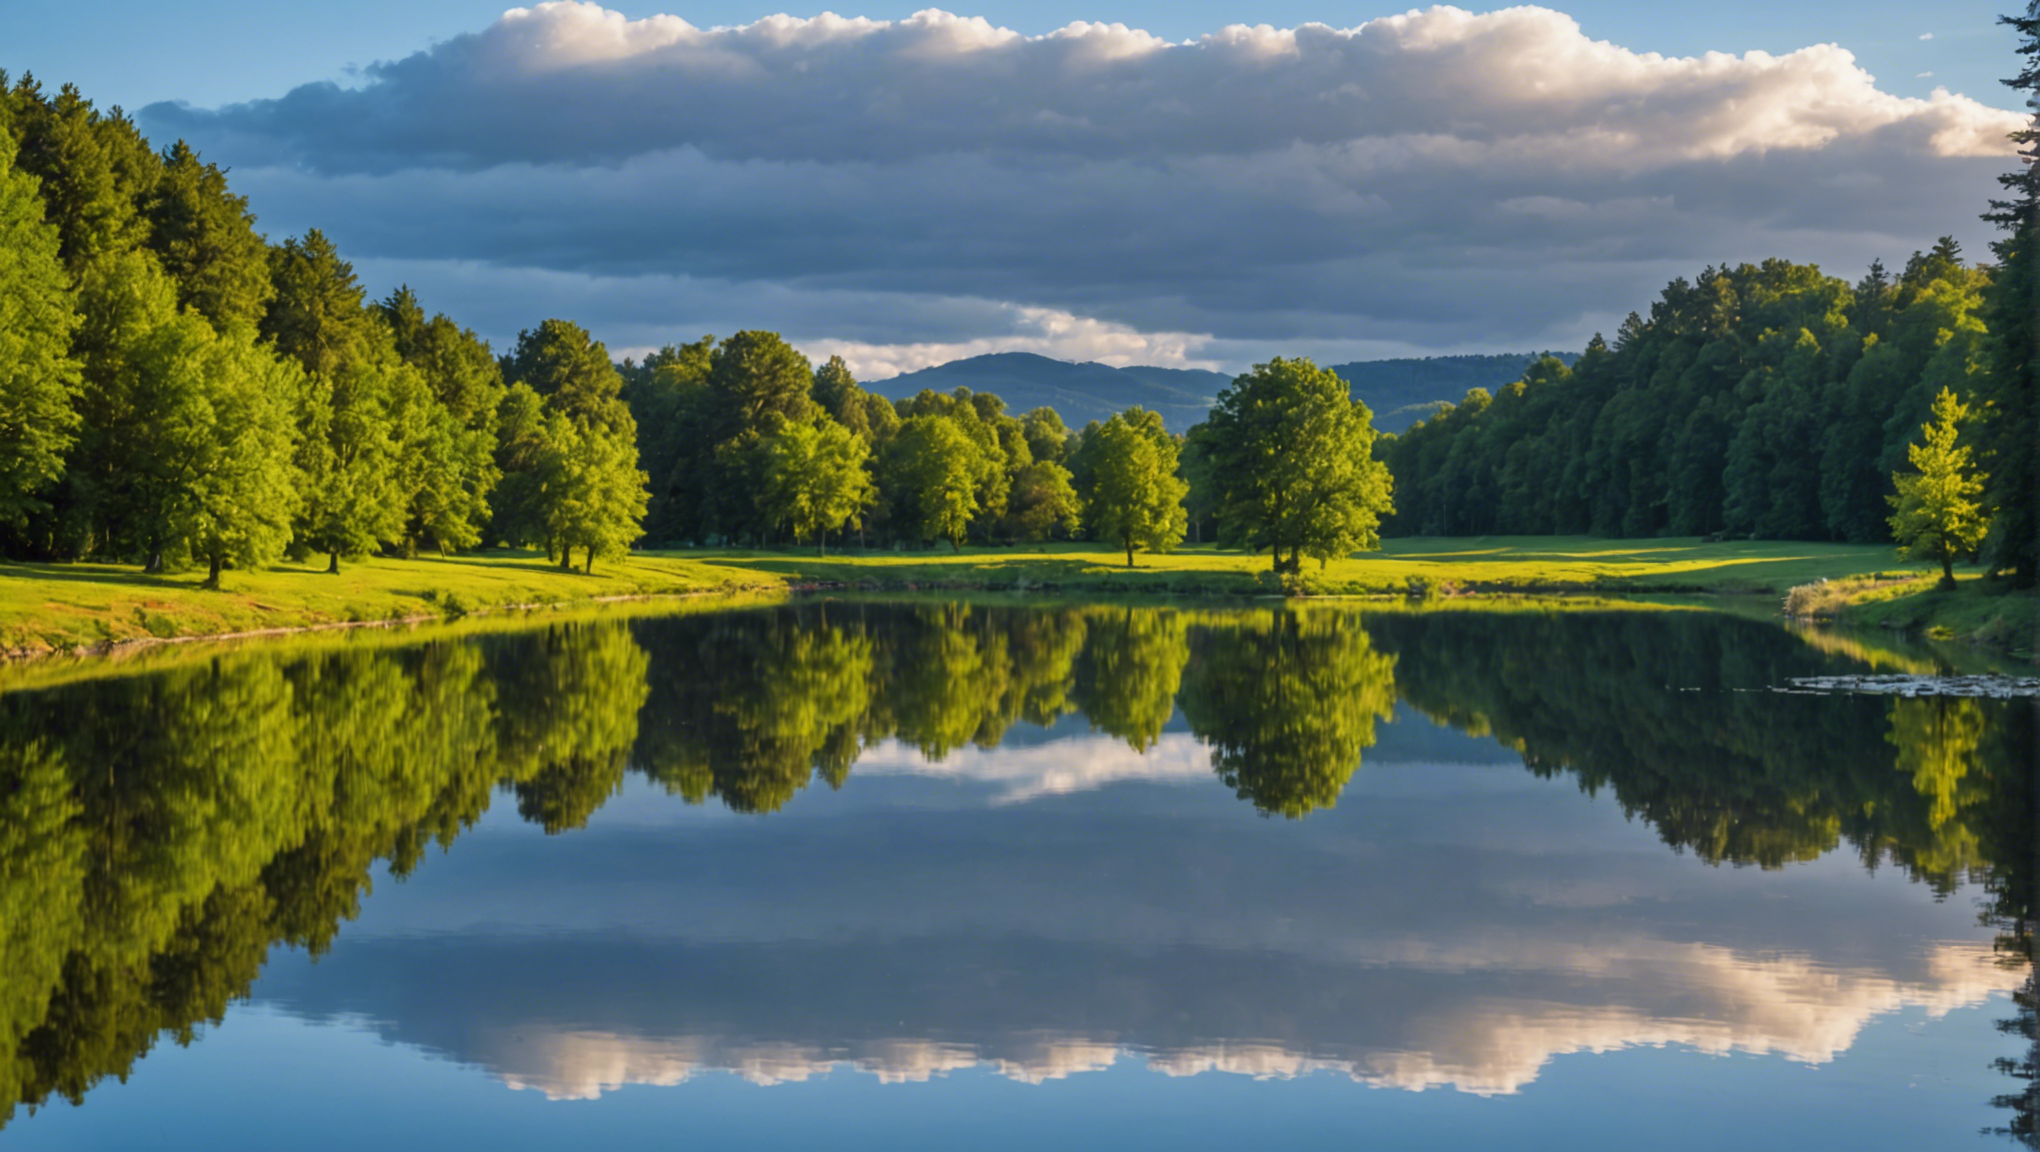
1940 553 1956 590
1126 541 1134 569
950 536 961 554
584 547 595 575
143 550 163 574
203 553 223 590
327 551 341 575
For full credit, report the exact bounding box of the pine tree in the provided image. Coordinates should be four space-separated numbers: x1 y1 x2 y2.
1976 1 2040 587
1888 388 1990 589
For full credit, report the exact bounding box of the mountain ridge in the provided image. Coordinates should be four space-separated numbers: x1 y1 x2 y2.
865 350 1569 434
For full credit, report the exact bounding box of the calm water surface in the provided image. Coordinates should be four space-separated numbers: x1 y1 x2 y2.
0 599 2032 1150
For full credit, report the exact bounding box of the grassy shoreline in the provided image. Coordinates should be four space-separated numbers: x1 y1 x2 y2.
1790 571 2038 660
0 536 1974 660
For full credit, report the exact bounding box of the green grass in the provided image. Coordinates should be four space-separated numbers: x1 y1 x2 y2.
1828 572 2039 659
0 536 1948 659
664 536 1928 598
0 550 775 655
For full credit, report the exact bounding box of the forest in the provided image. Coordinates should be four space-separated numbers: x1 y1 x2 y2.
0 45 2032 589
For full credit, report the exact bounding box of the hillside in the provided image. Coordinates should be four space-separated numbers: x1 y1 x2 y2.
866 351 1565 435
1328 354 1572 433
868 353 1226 431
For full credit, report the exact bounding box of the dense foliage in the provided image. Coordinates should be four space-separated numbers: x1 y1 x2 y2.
1382 248 1998 546
2 66 2031 582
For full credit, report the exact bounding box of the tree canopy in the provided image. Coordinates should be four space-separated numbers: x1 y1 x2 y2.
1193 358 1393 573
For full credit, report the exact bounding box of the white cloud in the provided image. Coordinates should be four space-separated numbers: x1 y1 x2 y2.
137 4 2027 364
468 939 2016 1100
1920 32 1935 41
853 731 1213 803
805 307 1220 380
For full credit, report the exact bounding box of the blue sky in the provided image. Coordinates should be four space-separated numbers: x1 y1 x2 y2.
4 2 2029 373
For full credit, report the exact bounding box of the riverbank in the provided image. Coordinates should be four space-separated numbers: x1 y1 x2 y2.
0 537 1932 658
1790 572 2038 660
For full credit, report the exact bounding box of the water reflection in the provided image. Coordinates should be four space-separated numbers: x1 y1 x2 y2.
0 600 2030 1142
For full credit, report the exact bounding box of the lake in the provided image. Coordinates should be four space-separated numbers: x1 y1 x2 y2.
0 598 2032 1150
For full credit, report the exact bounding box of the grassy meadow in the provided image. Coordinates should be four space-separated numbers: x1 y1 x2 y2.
0 535 1964 658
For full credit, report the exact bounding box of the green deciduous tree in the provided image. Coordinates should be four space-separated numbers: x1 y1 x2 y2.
884 415 985 551
537 412 650 574
1197 358 1394 573
378 287 504 552
264 231 401 572
1006 460 1082 542
0 132 81 527
1085 408 1187 567
758 418 877 555
1888 387 1990 589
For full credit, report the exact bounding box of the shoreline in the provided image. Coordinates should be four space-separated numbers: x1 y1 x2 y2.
0 537 2024 668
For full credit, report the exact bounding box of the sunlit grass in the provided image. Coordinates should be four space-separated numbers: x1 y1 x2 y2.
0 535 1938 657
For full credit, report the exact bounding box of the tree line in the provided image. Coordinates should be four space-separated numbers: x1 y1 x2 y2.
0 63 2030 586
0 75 1398 582
1379 7 2037 589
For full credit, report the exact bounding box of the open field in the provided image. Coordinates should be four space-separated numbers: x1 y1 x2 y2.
0 536 1947 658
703 536 1929 597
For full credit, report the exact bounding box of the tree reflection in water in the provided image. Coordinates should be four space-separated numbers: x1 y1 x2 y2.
0 600 2028 1135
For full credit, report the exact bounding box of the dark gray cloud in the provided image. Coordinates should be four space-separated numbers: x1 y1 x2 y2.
137 4 2028 374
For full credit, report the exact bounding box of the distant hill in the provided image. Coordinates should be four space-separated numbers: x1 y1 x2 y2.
865 351 1569 436
1328 354 1573 434
868 353 1227 432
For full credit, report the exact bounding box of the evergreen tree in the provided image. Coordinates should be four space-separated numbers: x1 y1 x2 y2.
1976 0 2040 587
1888 388 1990 589
142 141 272 331
508 318 633 434
378 287 503 552
1 76 158 274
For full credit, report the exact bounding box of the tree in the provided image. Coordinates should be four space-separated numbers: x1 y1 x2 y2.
884 415 985 551
708 329 816 434
1976 1 2040 588
758 418 876 555
508 319 632 435
378 288 504 552
536 413 650 574
1197 358 1393 573
1888 388 1990 589
142 141 272 332
264 231 400 572
1085 408 1187 567
165 323 303 587
1005 460 1082 542
0 131 81 528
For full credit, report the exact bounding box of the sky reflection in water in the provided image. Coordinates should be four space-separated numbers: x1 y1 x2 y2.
0 600 2030 1150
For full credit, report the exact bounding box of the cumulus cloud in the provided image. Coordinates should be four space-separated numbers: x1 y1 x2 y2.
138 3 2027 365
